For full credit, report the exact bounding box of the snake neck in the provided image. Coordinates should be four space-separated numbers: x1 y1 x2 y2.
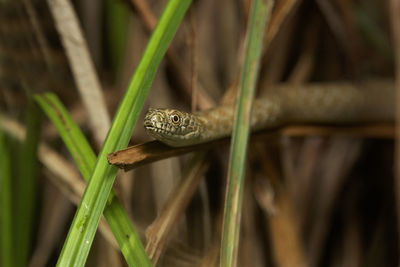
195 97 282 142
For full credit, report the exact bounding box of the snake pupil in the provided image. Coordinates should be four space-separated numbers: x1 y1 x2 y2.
173 115 179 122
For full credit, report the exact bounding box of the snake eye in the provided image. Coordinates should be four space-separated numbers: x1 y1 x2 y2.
170 113 181 125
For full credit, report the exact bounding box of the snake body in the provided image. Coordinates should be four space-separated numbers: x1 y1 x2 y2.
144 81 394 147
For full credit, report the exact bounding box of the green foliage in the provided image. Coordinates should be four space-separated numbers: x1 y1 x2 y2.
220 0 273 266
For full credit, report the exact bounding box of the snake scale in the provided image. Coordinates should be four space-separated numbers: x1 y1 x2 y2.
144 81 395 147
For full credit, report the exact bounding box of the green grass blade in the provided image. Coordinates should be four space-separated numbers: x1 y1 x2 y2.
220 1 273 266
55 0 192 266
34 94 96 178
15 100 42 267
0 127 13 267
34 93 149 266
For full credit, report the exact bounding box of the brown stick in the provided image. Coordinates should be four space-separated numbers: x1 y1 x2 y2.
107 123 394 171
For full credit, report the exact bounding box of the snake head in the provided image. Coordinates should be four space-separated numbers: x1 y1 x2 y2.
144 108 204 147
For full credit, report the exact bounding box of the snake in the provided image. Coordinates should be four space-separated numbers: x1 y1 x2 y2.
144 81 395 147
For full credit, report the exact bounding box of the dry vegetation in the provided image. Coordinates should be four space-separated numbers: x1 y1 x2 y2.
1 0 399 266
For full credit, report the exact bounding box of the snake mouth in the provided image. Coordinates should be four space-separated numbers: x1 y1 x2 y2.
144 125 167 134
144 124 199 142
145 125 180 138
144 123 178 138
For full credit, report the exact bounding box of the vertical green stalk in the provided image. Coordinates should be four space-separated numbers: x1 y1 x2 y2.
220 0 273 266
15 100 42 267
0 128 13 267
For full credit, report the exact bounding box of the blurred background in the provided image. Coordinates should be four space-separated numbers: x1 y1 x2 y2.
0 0 398 266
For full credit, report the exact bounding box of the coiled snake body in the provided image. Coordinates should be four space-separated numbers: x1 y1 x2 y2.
144 81 394 147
